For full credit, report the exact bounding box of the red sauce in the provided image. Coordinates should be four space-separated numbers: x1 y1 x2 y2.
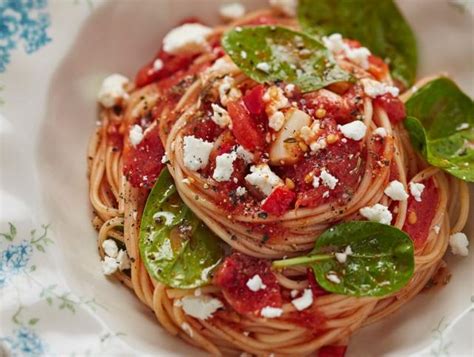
318 345 348 357
214 253 282 315
373 94 406 124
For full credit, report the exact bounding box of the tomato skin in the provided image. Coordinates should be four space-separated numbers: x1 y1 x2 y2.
368 55 390 80
214 253 282 315
243 85 266 116
402 178 439 250
318 345 348 357
228 100 266 151
373 94 406 124
261 186 296 216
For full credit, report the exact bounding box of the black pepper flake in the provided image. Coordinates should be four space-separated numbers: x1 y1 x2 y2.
261 234 270 244
257 212 268 219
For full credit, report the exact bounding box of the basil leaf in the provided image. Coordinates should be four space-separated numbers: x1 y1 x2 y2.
298 0 417 87
273 222 414 297
221 26 351 92
139 169 223 288
405 78 474 182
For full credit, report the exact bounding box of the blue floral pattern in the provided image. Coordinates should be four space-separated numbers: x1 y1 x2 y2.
0 0 51 72
1 327 46 357
0 240 32 287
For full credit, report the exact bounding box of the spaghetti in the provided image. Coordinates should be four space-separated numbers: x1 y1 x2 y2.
87 7 470 357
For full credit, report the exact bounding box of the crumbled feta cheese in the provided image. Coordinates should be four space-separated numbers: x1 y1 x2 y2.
194 288 202 296
236 186 247 196
433 225 441 234
236 145 254 163
256 62 271 73
345 47 371 69
310 137 327 152
409 182 425 202
240 50 247 59
181 295 223 320
246 274 267 292
181 322 193 337
97 74 130 108
269 0 297 16
211 104 231 128
290 289 299 298
326 273 341 284
102 239 118 258
320 169 339 190
340 121 367 141
361 78 399 98
102 256 119 275
291 289 313 311
322 191 330 198
335 245 353 264
449 232 469 256
322 33 371 69
183 136 214 171
360 203 393 225
260 306 283 318
373 127 387 137
218 76 242 106
219 2 246 20
213 152 237 182
322 33 346 53
116 250 131 271
284 83 296 96
207 57 239 77
456 123 469 131
384 180 409 201
129 125 144 147
163 23 212 55
153 211 175 226
312 175 320 188
268 111 285 131
153 58 164 71
161 154 169 164
263 86 289 113
245 164 283 196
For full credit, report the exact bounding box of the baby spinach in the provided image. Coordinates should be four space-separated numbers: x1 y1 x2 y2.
139 169 223 288
297 0 417 87
221 26 351 92
405 78 474 182
273 221 414 297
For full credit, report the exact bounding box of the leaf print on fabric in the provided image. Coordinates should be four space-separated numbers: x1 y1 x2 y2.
0 0 52 72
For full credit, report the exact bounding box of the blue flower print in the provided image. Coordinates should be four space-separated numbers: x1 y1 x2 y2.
1 327 46 356
0 0 51 72
0 240 33 287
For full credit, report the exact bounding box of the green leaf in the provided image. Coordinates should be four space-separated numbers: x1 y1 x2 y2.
139 169 224 289
0 222 16 241
298 0 417 87
405 78 474 182
221 26 351 92
29 318 39 326
273 221 414 297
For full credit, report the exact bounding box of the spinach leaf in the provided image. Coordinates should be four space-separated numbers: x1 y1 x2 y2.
221 26 351 92
273 221 414 297
405 78 474 182
297 0 417 87
139 169 223 288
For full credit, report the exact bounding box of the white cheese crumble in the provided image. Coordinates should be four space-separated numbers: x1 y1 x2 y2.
102 256 119 275
163 23 212 55
339 121 367 141
322 33 371 69
236 145 254 163
260 306 283 318
335 245 353 264
291 288 313 311
268 111 285 131
213 152 237 182
129 125 144 147
153 211 175 226
219 2 246 20
360 203 393 225
236 186 247 196
312 175 320 188
320 169 339 190
322 191 330 198
409 182 425 202
97 74 130 108
345 47 371 69
116 249 131 271
211 104 232 128
180 295 223 320
181 322 193 337
284 83 295 96
246 274 267 292
241 50 247 59
326 273 341 284
161 154 169 164
373 127 387 137
456 123 469 131
183 136 214 171
102 239 118 258
384 180 409 201
153 58 164 71
433 225 441 234
269 0 297 16
245 164 283 196
218 76 242 106
449 232 469 256
256 62 271 73
290 289 299 298
361 78 399 98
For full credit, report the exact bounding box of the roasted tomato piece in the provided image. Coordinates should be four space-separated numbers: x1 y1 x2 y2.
261 186 296 216
214 253 282 315
319 345 348 357
373 93 406 124
402 178 439 250
228 100 266 151
123 124 165 188
368 55 390 80
243 84 266 116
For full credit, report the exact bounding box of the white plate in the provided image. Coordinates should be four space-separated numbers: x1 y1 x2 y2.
0 0 472 356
